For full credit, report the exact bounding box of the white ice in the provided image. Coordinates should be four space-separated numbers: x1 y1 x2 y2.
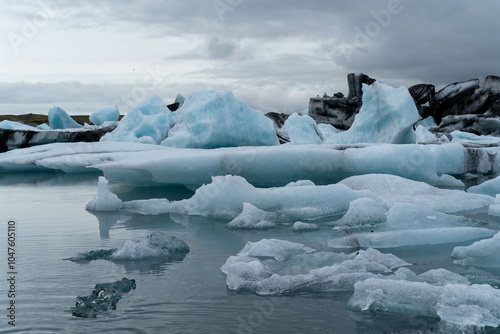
291 222 319 232
415 125 438 143
48 106 83 129
111 231 189 260
226 202 277 230
325 82 420 144
161 90 279 148
101 95 173 144
489 195 500 217
452 231 500 268
317 123 339 139
451 130 500 144
0 120 39 131
332 197 387 227
468 175 500 196
85 176 123 212
90 106 120 126
281 113 324 145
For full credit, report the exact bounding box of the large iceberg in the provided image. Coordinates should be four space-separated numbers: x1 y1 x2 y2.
281 113 323 145
161 90 279 148
101 95 173 144
90 106 120 126
325 82 420 144
48 106 83 129
452 231 500 268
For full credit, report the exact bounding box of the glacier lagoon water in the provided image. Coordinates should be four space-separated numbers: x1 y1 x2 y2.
1 173 500 334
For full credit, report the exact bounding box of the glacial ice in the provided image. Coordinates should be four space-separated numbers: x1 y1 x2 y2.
0 120 39 130
415 125 438 143
291 222 319 232
281 113 324 145
85 176 123 212
452 231 500 268
161 90 279 148
332 197 387 227
490 195 500 217
317 123 339 139
169 175 358 220
348 278 500 328
468 175 500 196
48 106 83 129
90 106 120 126
325 82 420 144
226 202 277 230
101 95 173 144
221 241 409 294
451 130 500 144
340 174 493 213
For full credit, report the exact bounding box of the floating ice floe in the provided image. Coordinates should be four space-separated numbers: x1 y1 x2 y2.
0 120 39 130
332 197 387 227
325 82 420 145
415 125 438 143
452 231 500 268
348 277 500 328
90 106 120 126
161 90 279 148
317 124 339 139
468 174 500 196
48 106 83 129
169 175 358 220
85 176 123 212
281 113 324 145
101 95 173 144
221 240 409 295
451 130 500 145
490 195 500 217
291 222 319 232
226 203 278 230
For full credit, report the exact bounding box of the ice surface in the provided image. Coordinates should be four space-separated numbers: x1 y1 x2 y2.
348 278 500 328
85 176 123 212
221 243 409 294
48 106 83 129
169 175 358 220
122 199 171 215
415 125 438 143
317 123 339 139
90 106 120 126
36 123 52 130
340 174 493 213
111 231 190 261
0 120 39 130
333 197 387 227
281 113 323 145
452 231 500 268
468 175 500 196
490 195 500 217
101 95 173 144
226 202 277 230
328 227 496 249
325 82 420 144
161 90 279 148
451 130 500 144
291 222 319 232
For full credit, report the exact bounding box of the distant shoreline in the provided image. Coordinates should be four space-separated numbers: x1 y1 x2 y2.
0 114 124 127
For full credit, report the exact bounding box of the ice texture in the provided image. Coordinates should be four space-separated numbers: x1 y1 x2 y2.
340 174 493 213
451 130 500 144
281 113 323 145
490 195 500 217
291 222 319 232
71 278 136 318
452 231 500 268
348 278 500 328
415 125 438 143
101 95 173 144
48 106 83 129
468 175 500 196
122 199 171 215
317 123 339 139
325 82 420 144
226 202 277 230
161 90 279 148
333 197 387 226
169 175 358 220
0 120 39 130
85 176 123 212
90 106 120 126
221 242 409 295
111 231 190 261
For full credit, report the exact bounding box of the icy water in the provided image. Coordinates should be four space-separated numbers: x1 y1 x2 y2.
1 173 500 334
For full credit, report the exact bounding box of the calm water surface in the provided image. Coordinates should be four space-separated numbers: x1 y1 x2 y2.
1 173 499 334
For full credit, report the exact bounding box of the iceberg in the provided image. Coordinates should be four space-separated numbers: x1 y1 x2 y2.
468 175 500 196
0 120 39 131
169 175 358 220
340 174 493 213
48 106 83 129
161 90 279 148
281 113 323 145
415 125 438 143
291 222 319 232
226 203 277 230
101 95 173 144
490 195 500 217
452 231 500 268
348 277 500 328
332 197 387 227
317 123 339 139
90 106 120 126
325 82 420 144
85 176 123 212
221 242 409 295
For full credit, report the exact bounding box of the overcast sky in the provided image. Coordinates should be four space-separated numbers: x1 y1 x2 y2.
1 0 499 115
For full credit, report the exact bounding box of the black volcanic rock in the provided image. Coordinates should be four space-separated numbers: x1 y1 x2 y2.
409 84 435 105
308 96 361 130
347 73 377 100
334 92 344 98
265 112 291 144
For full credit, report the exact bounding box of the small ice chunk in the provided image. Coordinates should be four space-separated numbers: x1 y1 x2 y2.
0 120 39 130
418 269 470 286
291 222 319 232
490 195 500 217
415 125 438 143
36 123 52 130
333 198 387 226
468 175 500 197
226 202 277 230
281 113 324 145
317 123 339 139
452 231 500 267
90 106 120 126
111 231 190 260
238 239 314 261
122 199 170 215
48 106 83 129
85 177 123 212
